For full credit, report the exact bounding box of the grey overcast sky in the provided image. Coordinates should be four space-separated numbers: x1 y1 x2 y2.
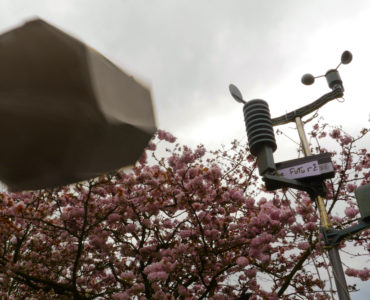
1 0 369 156
1 0 369 297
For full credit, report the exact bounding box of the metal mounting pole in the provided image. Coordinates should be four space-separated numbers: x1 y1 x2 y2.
295 117 350 300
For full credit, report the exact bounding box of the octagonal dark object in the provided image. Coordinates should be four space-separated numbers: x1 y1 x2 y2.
0 19 157 191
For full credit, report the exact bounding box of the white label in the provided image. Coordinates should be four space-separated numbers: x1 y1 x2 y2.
278 161 321 179
319 162 334 173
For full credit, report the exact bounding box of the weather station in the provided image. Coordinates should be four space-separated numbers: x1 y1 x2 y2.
230 51 370 300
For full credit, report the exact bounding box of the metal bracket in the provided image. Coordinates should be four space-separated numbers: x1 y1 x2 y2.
271 89 343 126
321 220 370 247
263 173 327 197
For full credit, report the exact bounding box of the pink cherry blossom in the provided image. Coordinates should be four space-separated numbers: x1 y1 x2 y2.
330 128 341 139
345 268 370 281
344 206 358 219
147 271 168 282
236 256 248 267
346 183 357 193
341 135 352 145
0 121 368 299
298 242 310 250
157 129 177 143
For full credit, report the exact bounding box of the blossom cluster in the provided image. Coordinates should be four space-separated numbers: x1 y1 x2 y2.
0 123 368 299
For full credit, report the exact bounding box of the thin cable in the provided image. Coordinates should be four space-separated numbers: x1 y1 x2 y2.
337 97 345 103
277 130 301 146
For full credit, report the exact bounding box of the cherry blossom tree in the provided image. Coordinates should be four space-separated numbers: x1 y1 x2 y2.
0 122 369 299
